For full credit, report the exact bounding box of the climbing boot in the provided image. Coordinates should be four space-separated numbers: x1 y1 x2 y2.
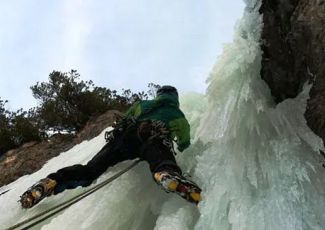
20 178 57 209
154 171 202 204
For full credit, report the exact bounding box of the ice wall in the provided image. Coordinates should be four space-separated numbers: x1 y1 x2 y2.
185 0 325 229
1 0 325 229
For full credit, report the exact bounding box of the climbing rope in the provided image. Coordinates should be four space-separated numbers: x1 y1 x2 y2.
0 189 10 196
6 159 141 230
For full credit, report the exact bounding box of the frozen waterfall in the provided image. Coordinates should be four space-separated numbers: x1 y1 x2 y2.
1 0 325 229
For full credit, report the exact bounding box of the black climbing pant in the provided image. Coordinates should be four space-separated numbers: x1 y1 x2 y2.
47 120 182 194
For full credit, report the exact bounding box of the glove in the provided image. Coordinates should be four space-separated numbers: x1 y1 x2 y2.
177 140 190 152
177 145 186 152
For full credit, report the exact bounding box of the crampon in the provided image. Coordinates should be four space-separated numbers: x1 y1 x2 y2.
154 171 202 204
20 178 57 209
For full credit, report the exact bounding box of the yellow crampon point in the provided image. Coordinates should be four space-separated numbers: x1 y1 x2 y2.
154 172 178 191
167 180 178 191
190 191 201 203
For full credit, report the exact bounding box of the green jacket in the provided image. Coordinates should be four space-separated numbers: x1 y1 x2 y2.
125 93 190 152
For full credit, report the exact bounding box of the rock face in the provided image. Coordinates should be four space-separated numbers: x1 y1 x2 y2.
260 0 325 144
0 110 122 187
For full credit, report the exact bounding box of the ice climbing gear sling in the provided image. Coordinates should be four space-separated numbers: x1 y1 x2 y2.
6 159 141 230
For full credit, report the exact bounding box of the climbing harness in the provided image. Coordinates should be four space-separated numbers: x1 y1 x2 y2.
104 116 137 143
105 117 176 156
6 160 141 230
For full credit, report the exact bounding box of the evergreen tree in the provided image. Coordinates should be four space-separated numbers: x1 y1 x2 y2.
0 69 161 156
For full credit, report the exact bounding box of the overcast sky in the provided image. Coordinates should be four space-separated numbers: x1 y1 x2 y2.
0 0 245 110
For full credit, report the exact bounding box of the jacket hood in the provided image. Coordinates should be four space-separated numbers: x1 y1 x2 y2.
154 92 179 108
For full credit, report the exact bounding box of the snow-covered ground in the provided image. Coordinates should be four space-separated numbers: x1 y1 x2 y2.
1 0 325 229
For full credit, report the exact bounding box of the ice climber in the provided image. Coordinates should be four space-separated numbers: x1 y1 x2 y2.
20 85 202 209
